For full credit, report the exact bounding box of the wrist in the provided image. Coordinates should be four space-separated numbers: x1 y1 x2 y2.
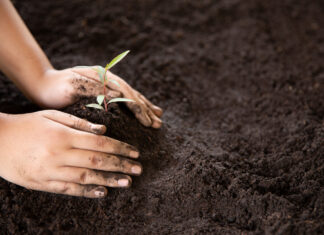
11 66 55 107
33 68 59 107
34 69 74 109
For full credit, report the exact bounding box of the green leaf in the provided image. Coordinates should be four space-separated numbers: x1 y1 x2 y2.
86 103 104 110
96 95 105 105
108 98 135 104
91 66 106 84
106 50 130 70
109 79 120 87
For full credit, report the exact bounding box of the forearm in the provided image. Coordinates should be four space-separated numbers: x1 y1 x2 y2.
0 0 53 102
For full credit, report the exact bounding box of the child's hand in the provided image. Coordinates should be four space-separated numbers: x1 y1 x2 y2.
0 110 142 198
0 1 162 127
35 68 163 128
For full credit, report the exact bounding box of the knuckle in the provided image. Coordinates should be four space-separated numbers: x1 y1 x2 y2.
70 183 82 196
73 119 82 129
24 181 40 191
47 126 68 142
109 155 125 170
96 136 107 148
49 182 70 194
55 131 68 143
114 141 130 155
105 174 116 185
59 182 70 194
128 103 142 114
119 159 128 171
44 148 60 162
74 118 89 130
138 99 146 106
79 170 90 184
89 154 104 168
114 156 123 168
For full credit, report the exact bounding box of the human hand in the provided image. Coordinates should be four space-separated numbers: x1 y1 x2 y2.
35 68 163 128
0 110 142 198
0 1 162 127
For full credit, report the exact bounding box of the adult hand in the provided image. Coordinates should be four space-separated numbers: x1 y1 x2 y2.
35 68 163 128
0 110 142 198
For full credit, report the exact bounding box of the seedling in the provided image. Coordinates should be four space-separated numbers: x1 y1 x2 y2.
80 51 135 111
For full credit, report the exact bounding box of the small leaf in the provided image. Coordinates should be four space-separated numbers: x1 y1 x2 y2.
106 50 130 70
108 98 135 104
74 65 91 69
109 79 120 87
96 95 105 105
86 104 104 110
91 66 106 84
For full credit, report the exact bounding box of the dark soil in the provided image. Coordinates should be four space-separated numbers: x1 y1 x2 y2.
0 0 323 234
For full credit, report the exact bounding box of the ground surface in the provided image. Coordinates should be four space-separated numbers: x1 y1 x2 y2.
0 0 323 234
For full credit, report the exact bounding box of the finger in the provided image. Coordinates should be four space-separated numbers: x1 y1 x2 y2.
147 108 162 129
42 110 106 134
72 68 140 106
70 130 140 159
107 90 122 99
72 67 122 90
63 149 142 175
71 71 102 95
138 93 163 117
46 181 107 198
72 67 158 127
71 71 121 98
71 67 101 83
53 167 132 188
127 101 152 127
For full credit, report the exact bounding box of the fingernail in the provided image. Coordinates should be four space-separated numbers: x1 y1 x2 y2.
131 165 142 174
92 125 106 134
118 179 129 187
94 187 106 197
153 105 162 111
152 120 162 129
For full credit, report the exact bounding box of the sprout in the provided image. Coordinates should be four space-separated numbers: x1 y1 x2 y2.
106 50 130 70
86 98 135 110
84 51 134 111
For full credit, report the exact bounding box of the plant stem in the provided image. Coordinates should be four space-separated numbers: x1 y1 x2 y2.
103 68 108 112
103 97 108 111
103 81 108 111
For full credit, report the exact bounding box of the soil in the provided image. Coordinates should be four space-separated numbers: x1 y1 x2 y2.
0 0 323 234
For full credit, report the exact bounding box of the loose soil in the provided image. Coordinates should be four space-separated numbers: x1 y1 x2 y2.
0 0 323 234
